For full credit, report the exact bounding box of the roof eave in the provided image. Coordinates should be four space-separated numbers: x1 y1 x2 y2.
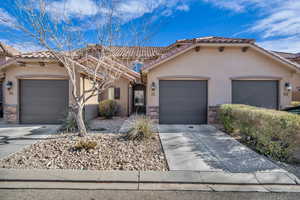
143 43 300 73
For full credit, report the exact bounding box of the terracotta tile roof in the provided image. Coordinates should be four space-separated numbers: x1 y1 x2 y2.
84 45 166 60
18 46 167 61
143 44 192 70
272 51 299 59
0 42 20 56
174 36 255 44
109 46 166 59
17 51 55 59
272 51 300 64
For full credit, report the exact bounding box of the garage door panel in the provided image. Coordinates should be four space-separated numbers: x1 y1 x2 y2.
232 80 278 109
159 80 207 124
20 80 69 124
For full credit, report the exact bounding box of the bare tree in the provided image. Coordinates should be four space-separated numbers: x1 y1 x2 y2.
0 0 160 136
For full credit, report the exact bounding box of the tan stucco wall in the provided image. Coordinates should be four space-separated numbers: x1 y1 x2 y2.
4 63 70 105
147 46 295 109
100 77 131 116
80 76 99 120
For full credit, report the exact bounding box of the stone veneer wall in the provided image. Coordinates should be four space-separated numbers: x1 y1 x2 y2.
4 104 18 123
147 105 220 124
208 105 220 124
147 106 159 123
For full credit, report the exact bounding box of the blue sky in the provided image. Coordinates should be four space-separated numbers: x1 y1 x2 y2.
0 0 299 53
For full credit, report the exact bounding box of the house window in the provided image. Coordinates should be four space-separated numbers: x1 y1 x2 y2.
114 88 120 99
108 87 120 100
134 90 144 106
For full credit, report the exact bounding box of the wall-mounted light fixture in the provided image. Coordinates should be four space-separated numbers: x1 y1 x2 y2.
151 82 156 91
5 81 13 90
285 82 292 91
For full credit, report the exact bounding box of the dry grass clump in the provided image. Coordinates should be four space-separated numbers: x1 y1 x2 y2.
73 140 97 151
125 116 154 140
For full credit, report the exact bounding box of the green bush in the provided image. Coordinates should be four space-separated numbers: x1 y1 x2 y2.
291 101 300 107
125 115 154 140
219 104 300 162
99 100 119 119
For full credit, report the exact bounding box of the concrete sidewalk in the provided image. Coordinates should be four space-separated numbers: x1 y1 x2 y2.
0 169 299 192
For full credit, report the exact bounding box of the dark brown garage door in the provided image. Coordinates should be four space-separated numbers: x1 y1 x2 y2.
232 80 278 109
20 80 69 124
159 80 207 124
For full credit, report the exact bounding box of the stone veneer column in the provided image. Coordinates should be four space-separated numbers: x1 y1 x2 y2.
4 104 18 123
147 106 159 123
208 105 220 124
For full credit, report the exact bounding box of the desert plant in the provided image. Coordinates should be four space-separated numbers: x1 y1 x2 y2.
99 100 119 119
291 101 300 107
219 104 300 162
60 114 89 133
125 116 154 140
73 140 97 151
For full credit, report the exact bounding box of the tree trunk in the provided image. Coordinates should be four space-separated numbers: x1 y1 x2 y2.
75 105 87 137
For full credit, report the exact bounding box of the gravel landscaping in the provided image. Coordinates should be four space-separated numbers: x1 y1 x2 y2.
89 117 127 133
0 133 168 171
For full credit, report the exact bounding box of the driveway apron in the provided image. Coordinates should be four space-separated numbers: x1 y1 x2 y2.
159 125 285 173
0 125 60 159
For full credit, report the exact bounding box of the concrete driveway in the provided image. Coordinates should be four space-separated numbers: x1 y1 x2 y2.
0 124 60 159
159 125 285 173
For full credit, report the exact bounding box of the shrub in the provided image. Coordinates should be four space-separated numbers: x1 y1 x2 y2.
219 104 300 162
291 101 300 107
60 114 89 133
99 100 119 119
125 115 154 140
73 140 97 151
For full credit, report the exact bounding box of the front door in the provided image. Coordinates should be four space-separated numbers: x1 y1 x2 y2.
133 84 146 114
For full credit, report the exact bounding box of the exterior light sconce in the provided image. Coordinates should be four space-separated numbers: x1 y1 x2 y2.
151 82 156 96
285 82 292 91
151 82 156 91
6 81 13 90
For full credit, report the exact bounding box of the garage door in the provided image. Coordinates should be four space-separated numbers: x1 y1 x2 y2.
159 80 207 124
232 80 278 109
20 80 69 124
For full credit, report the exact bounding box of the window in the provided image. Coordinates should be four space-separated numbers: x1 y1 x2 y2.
134 90 144 106
114 88 120 100
108 87 120 100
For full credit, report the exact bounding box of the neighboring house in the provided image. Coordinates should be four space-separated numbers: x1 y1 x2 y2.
272 51 300 101
0 36 300 125
0 43 20 119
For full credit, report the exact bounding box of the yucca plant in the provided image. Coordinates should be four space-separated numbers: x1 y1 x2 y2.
60 113 89 133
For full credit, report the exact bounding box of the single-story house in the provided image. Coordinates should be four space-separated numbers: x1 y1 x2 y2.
0 36 300 124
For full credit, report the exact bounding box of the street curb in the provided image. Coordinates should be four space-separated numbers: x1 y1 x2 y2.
1 169 299 185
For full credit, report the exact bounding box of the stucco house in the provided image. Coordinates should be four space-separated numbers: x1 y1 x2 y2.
0 36 300 125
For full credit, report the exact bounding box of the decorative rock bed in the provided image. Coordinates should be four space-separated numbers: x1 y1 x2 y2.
0 133 168 171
